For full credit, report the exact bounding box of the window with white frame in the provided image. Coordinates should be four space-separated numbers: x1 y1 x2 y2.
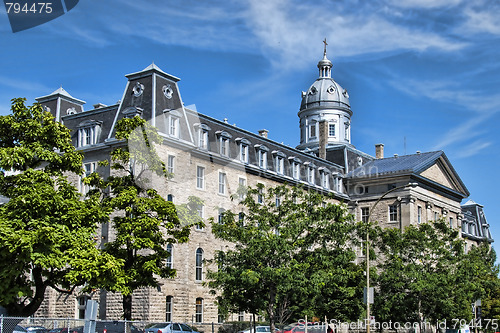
165 296 173 322
80 162 96 195
307 166 315 184
238 177 246 200
218 172 227 195
196 204 204 230
449 217 454 228
218 208 225 224
196 124 210 149
77 295 90 319
196 166 205 189
166 244 173 269
195 298 203 323
167 155 175 175
290 160 301 180
195 248 204 281
258 150 267 169
434 212 439 221
320 169 329 189
274 152 285 175
309 123 317 138
257 184 264 204
240 143 249 163
216 131 232 157
344 123 350 141
418 206 422 224
329 124 336 137
77 120 101 147
361 207 369 223
389 205 398 222
169 116 179 138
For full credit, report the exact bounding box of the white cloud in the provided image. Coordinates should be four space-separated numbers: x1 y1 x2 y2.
454 139 492 158
384 0 464 9
460 5 500 36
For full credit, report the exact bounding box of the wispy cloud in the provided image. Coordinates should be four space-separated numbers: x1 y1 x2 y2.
454 139 493 158
0 76 52 94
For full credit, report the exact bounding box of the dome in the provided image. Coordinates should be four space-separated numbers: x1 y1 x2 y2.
300 77 351 113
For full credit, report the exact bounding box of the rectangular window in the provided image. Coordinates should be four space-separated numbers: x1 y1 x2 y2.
196 166 205 189
240 144 249 163
196 204 204 230
449 217 454 228
310 124 316 138
434 212 439 221
238 311 244 322
258 151 267 169
169 117 179 137
257 185 264 204
238 177 246 200
166 296 173 322
292 162 300 180
167 155 175 174
80 162 96 195
220 138 228 156
275 156 284 175
417 206 422 224
166 244 173 269
321 172 329 188
389 205 398 222
218 172 226 195
199 130 208 149
329 124 336 137
195 298 203 323
361 207 369 223
79 126 98 147
307 167 315 184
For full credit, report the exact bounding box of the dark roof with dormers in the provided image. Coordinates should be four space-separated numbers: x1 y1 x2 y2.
347 150 469 198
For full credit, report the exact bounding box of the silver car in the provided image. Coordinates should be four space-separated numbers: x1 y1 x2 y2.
145 323 199 333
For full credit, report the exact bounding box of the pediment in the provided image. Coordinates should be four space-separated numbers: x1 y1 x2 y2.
419 159 461 193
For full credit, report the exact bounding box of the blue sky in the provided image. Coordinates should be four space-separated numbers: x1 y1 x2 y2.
1 0 500 251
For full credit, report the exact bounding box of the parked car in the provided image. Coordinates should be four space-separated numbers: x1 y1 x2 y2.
281 323 325 333
14 326 27 333
238 326 273 333
145 323 198 333
48 329 70 333
95 321 143 333
26 326 48 333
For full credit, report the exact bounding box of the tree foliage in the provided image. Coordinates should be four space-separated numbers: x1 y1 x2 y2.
374 219 499 327
208 185 364 330
89 115 202 320
0 98 123 316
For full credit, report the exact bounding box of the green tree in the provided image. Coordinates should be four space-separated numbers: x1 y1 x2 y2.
90 115 202 320
0 98 123 316
208 185 363 331
374 220 498 328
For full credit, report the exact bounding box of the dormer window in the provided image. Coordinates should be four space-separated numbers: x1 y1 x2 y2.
272 151 286 175
216 131 232 157
77 120 102 147
122 106 143 118
288 157 302 180
163 109 181 138
305 163 315 184
255 144 268 169
344 122 350 142
195 124 211 149
319 168 330 189
236 138 251 164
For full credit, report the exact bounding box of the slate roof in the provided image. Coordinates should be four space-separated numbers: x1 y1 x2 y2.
347 151 444 178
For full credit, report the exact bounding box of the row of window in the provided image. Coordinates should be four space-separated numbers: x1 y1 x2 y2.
300 121 350 143
360 205 455 226
167 154 342 192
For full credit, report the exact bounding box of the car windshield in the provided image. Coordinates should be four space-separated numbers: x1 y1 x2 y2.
179 325 192 332
150 324 170 329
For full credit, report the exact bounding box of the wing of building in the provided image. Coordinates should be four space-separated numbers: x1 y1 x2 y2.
31 49 493 322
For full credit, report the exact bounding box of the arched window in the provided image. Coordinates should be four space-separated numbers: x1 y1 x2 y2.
166 244 173 269
195 248 203 281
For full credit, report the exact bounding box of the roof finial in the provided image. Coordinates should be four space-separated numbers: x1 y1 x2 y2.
323 38 328 57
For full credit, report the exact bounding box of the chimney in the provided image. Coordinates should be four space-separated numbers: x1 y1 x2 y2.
375 143 384 159
258 129 269 139
318 120 328 159
93 103 107 109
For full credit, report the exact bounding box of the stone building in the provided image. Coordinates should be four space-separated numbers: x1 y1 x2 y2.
32 47 493 322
